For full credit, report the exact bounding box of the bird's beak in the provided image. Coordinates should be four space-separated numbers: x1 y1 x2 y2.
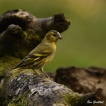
57 32 63 39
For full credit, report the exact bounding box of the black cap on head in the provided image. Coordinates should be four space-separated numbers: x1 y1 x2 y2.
49 30 62 39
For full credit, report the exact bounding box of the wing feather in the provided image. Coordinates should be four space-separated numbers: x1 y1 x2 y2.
14 43 54 69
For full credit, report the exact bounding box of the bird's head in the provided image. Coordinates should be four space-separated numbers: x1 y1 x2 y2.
44 30 62 43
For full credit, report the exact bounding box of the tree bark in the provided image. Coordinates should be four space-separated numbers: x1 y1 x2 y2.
0 9 101 106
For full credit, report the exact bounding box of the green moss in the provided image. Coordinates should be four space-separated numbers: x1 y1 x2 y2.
0 89 5 106
0 55 21 75
53 91 81 106
24 29 41 41
64 92 81 106
53 103 68 106
8 93 28 106
9 69 33 81
0 81 10 106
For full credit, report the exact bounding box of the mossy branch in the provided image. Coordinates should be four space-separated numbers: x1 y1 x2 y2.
1 73 101 106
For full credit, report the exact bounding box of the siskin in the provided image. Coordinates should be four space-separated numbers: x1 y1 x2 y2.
13 30 62 77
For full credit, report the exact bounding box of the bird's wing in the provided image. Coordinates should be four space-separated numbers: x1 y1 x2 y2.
15 52 52 68
13 57 36 68
14 43 54 68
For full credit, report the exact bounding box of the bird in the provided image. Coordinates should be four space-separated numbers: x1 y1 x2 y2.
13 30 62 78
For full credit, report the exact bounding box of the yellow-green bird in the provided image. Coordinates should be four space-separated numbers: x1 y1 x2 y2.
13 30 62 77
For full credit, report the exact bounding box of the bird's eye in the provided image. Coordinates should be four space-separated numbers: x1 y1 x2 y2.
53 32 57 36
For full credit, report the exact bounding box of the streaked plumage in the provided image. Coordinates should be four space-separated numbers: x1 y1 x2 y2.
13 30 62 77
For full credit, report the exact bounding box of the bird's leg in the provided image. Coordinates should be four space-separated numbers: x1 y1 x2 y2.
40 67 50 78
32 69 42 77
33 69 38 75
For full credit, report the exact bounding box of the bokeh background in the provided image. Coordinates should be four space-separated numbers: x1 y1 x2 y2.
0 0 106 72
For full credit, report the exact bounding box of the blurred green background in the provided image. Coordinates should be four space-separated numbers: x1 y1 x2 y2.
0 0 106 72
